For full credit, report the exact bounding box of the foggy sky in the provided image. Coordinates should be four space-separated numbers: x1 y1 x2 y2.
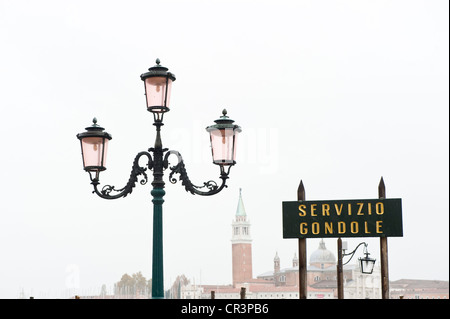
0 0 448 298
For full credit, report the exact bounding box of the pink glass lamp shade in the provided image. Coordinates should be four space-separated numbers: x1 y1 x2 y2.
206 109 241 166
140 58 176 115
76 118 112 174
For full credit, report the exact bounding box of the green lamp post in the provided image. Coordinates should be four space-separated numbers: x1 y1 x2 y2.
76 59 241 298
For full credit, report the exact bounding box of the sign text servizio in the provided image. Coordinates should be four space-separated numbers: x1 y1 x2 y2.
282 198 402 239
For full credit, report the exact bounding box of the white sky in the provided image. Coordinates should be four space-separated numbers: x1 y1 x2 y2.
0 0 448 298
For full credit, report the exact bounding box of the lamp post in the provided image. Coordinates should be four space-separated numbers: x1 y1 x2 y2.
337 241 376 299
76 59 241 299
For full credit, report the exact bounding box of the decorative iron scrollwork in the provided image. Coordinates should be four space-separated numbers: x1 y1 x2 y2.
88 148 232 199
90 151 153 199
163 150 229 196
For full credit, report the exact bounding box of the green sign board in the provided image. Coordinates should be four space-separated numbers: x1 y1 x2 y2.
282 198 403 239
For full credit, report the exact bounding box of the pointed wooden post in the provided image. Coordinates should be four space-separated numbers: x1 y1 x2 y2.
298 180 307 299
337 237 344 299
379 177 390 299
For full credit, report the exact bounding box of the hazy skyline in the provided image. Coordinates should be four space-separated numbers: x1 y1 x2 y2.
0 0 448 298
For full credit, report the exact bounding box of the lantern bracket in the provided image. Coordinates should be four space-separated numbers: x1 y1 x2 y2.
90 151 154 199
343 242 368 265
163 150 230 196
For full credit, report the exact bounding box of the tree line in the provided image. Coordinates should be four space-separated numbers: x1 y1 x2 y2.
113 272 151 297
110 272 190 298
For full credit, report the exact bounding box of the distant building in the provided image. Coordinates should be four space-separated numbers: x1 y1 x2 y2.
390 279 449 299
255 239 382 299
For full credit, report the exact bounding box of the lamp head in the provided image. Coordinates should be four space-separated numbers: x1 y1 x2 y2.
206 109 242 166
76 117 112 177
140 59 176 117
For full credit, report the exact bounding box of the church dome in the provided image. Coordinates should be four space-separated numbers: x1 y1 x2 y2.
310 240 336 265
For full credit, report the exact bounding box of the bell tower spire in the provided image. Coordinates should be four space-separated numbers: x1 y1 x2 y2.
235 188 247 221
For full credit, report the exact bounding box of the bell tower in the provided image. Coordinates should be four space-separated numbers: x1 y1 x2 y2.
231 188 253 287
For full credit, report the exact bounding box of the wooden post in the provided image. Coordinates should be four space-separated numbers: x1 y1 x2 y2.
379 177 390 299
337 237 344 299
240 287 246 299
298 180 307 299
211 291 215 299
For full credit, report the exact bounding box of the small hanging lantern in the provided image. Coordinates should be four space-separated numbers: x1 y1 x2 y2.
76 118 112 177
359 250 376 274
206 109 242 166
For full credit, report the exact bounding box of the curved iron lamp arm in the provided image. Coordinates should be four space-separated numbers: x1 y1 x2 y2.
90 151 154 199
163 150 231 196
343 242 368 266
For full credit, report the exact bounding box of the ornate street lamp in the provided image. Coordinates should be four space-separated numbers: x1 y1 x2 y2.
76 59 241 298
